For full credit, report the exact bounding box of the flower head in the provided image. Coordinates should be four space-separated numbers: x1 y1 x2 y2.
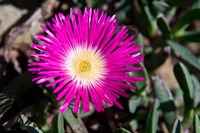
29 8 144 113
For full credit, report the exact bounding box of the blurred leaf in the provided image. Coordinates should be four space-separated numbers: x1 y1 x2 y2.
145 99 159 133
172 89 183 101
85 0 95 6
72 0 86 7
192 0 200 8
114 128 131 133
168 41 200 71
135 33 144 53
157 16 172 40
193 114 200 133
139 0 157 36
191 75 200 107
152 76 177 132
153 1 169 12
173 9 200 33
129 120 138 131
172 118 182 133
175 31 200 43
116 4 131 22
4 72 34 97
174 62 194 122
20 114 43 133
129 96 142 114
63 109 88 133
92 0 112 8
52 113 64 133
143 6 157 36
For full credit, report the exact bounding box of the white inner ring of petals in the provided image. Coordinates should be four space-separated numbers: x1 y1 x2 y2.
67 48 105 86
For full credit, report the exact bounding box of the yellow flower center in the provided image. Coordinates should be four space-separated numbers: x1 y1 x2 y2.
67 48 105 85
78 60 91 73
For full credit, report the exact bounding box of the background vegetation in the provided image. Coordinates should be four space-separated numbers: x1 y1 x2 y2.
0 0 200 132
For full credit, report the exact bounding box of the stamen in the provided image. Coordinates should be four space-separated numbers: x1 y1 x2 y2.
79 60 91 72
67 49 104 85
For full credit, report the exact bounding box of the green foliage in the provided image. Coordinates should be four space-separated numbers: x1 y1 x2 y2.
145 99 159 133
52 113 65 133
174 63 194 122
152 76 177 132
172 9 200 34
168 41 200 71
63 109 88 133
193 115 200 133
172 119 182 133
157 16 172 40
129 96 142 114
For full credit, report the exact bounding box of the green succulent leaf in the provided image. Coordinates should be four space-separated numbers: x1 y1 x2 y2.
168 41 200 71
172 118 182 133
135 33 144 53
145 99 160 133
153 1 169 12
193 114 200 133
152 76 177 132
173 8 200 34
129 96 142 114
157 16 172 40
191 75 200 108
114 128 131 133
174 62 194 122
175 31 200 43
63 109 88 133
192 0 200 8
139 0 157 36
52 113 65 133
129 120 138 131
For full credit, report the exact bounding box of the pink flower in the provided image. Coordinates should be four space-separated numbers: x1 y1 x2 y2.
29 8 144 113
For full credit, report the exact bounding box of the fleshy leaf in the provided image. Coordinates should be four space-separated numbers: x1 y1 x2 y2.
153 1 169 12
175 31 200 43
63 109 88 133
139 0 157 36
173 9 200 33
152 76 177 132
174 62 194 122
52 113 65 133
193 114 200 133
191 75 200 107
129 96 142 114
135 33 144 53
157 16 172 40
145 99 159 133
168 41 200 71
172 118 182 133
